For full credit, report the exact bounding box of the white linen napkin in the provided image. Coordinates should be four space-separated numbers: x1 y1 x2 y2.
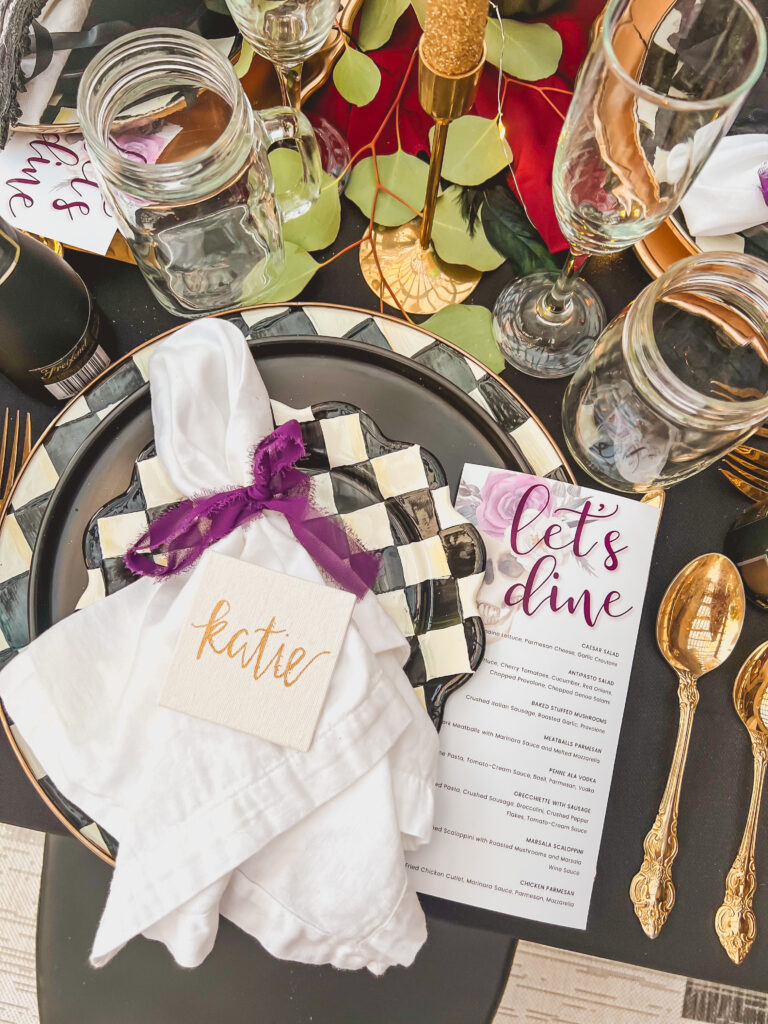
0 318 438 973
678 134 768 238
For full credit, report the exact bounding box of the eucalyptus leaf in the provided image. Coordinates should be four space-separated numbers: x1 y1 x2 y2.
410 0 427 27
269 150 341 251
485 16 562 81
283 174 341 251
332 46 381 106
359 0 411 50
481 184 557 276
244 242 319 304
422 304 505 373
269 146 304 194
432 116 512 187
431 186 504 272
346 151 429 227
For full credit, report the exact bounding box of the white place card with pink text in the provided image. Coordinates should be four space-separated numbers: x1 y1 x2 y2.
407 466 659 928
0 133 115 254
0 127 181 254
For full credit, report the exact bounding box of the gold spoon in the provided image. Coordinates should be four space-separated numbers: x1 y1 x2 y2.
714 641 768 964
630 554 745 938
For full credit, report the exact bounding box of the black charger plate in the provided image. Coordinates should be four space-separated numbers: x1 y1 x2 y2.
0 302 572 860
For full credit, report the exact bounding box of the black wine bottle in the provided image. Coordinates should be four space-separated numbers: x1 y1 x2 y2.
0 218 110 401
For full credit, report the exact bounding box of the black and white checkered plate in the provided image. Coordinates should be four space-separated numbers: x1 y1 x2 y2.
78 399 486 732
0 302 573 860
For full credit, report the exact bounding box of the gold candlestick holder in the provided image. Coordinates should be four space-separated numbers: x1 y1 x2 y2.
359 39 486 315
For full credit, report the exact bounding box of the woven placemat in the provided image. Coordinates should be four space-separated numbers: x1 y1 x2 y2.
0 823 43 1024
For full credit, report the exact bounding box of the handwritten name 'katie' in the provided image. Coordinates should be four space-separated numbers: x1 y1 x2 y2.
192 598 331 688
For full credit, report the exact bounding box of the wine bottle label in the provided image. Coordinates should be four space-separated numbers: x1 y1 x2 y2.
42 345 111 400
0 225 20 286
31 306 111 400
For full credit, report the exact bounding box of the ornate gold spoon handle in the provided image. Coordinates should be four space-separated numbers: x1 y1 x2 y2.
630 673 699 938
715 733 768 964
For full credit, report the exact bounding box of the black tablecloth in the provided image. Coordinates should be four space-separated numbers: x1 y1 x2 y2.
3 206 767 990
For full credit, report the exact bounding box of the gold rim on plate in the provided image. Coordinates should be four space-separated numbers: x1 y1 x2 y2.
0 301 574 863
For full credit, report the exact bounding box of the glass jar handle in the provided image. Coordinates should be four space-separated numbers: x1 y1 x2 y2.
260 106 322 222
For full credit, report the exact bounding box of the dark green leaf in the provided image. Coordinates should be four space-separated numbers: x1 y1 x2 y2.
496 0 563 16
458 185 487 237
481 184 558 275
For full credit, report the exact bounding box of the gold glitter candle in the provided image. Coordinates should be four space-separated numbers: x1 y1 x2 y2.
421 0 490 75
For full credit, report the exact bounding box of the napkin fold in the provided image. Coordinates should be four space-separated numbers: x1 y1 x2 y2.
679 134 768 238
0 319 439 974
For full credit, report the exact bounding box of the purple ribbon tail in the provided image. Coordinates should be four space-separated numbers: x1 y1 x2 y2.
124 419 380 599
289 514 380 599
760 162 768 207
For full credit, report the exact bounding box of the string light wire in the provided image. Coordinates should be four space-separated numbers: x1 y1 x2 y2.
489 0 537 231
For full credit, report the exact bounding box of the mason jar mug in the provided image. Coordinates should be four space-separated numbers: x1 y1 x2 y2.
78 28 322 317
562 253 768 492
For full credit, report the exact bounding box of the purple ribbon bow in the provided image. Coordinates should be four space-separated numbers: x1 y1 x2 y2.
124 419 379 598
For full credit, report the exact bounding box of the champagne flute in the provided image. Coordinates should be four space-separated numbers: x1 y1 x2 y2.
226 0 341 123
493 0 767 379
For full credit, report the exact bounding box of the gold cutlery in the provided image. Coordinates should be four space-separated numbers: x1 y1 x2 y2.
630 554 745 938
641 488 665 513
715 641 768 964
0 409 32 512
721 445 768 502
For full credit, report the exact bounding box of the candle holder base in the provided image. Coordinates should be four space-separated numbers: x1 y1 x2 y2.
359 220 481 315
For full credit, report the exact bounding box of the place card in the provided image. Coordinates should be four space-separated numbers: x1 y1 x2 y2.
406 467 660 929
160 552 355 752
0 126 180 255
0 132 115 254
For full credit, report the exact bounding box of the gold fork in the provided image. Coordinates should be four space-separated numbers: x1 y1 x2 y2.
721 445 768 502
0 410 32 511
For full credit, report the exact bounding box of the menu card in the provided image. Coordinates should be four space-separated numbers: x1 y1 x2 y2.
0 127 180 254
407 466 659 929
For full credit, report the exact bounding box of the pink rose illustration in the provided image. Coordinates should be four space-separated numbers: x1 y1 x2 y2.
475 473 550 537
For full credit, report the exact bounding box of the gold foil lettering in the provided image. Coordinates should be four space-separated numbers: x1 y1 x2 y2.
191 599 330 687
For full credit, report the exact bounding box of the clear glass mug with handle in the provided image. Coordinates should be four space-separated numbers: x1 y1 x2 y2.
493 0 767 379
78 28 322 318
